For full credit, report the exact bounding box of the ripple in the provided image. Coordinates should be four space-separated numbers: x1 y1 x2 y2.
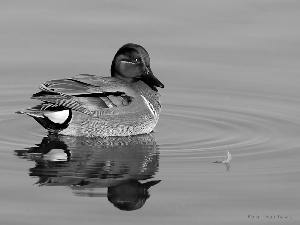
157 88 300 162
0 114 45 147
0 85 46 146
2 86 300 174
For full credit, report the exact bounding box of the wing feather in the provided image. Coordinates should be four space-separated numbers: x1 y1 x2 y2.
32 74 135 116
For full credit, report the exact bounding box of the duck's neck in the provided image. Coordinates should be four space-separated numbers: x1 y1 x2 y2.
111 71 138 84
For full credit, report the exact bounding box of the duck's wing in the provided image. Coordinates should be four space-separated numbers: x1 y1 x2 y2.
32 74 142 117
38 74 124 95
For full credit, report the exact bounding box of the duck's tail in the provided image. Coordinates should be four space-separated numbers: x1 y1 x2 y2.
16 104 72 132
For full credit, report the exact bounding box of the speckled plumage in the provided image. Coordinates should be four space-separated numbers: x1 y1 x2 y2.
17 43 164 137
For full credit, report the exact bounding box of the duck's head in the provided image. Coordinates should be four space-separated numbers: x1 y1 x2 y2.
111 43 164 91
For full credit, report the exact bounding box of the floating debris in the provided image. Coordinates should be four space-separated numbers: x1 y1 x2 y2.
213 150 232 164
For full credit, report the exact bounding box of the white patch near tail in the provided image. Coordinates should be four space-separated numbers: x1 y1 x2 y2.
141 95 158 119
44 110 69 124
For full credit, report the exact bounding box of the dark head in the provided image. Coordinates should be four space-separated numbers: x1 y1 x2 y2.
111 43 164 91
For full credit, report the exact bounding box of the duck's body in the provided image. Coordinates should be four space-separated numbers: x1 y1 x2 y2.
17 44 164 137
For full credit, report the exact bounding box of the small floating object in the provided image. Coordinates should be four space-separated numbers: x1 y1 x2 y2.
213 150 232 164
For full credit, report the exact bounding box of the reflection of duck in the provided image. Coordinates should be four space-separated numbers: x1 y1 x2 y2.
15 134 160 211
108 180 161 211
16 43 164 137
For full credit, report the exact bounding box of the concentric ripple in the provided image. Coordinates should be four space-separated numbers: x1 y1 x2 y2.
156 87 300 164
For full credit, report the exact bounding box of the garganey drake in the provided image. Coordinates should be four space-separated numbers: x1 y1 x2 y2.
17 43 164 137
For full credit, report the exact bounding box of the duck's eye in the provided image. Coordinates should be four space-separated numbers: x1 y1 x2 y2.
133 58 139 62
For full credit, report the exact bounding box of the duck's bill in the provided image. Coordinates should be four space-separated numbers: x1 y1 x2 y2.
142 66 164 90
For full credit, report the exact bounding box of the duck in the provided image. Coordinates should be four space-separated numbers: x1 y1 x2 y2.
17 43 164 137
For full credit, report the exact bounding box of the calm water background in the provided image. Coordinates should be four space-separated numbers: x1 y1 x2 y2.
1 0 300 224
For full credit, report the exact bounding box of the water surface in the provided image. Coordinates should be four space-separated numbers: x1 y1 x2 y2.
1 0 300 224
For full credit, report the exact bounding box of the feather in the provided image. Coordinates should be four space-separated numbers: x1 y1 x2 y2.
29 75 136 117
213 150 232 164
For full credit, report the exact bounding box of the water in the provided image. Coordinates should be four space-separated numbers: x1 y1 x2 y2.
1 0 300 224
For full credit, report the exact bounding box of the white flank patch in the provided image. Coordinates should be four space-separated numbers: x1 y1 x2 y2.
44 110 69 124
141 95 157 118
